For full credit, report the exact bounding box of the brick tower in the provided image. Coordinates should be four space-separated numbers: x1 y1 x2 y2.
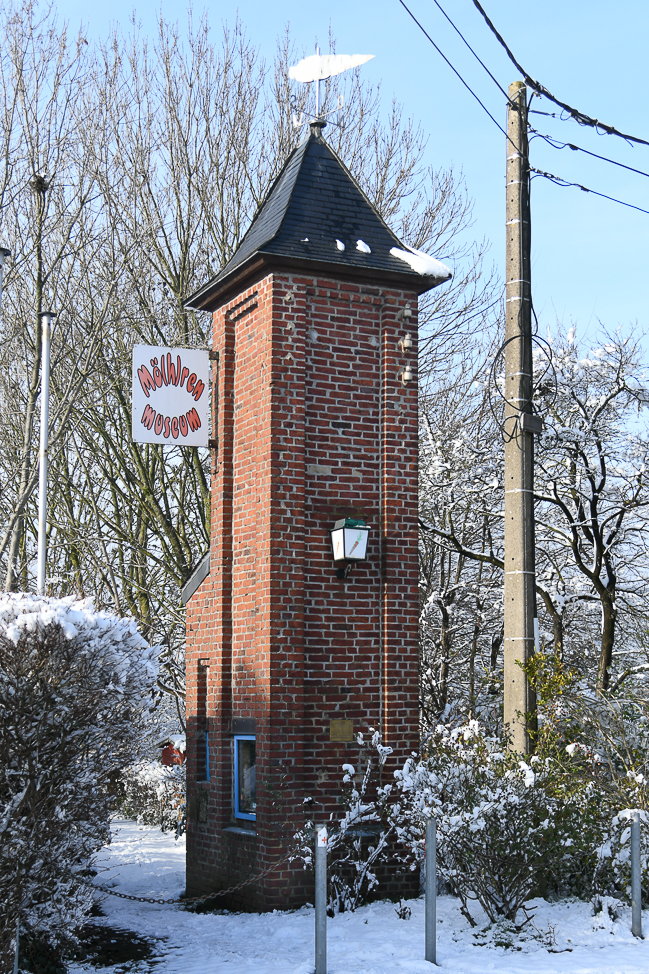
182 122 450 910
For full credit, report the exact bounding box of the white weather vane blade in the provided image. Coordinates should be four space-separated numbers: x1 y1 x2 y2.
289 53 374 84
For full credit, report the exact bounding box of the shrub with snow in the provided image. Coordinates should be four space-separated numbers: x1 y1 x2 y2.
300 709 647 923
120 753 186 839
0 594 158 968
294 731 400 914
393 721 597 925
594 809 649 909
527 650 649 904
307 651 649 924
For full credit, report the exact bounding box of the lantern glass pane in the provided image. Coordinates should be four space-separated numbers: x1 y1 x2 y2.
331 527 345 561
344 527 369 560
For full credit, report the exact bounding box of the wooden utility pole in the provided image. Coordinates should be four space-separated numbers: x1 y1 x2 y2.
504 81 538 753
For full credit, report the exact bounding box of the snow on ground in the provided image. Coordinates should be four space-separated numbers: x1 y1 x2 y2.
70 819 649 974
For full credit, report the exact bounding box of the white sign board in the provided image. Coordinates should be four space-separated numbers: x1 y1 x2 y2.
132 344 210 447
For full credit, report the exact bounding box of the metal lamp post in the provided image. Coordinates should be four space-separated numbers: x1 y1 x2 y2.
37 311 56 596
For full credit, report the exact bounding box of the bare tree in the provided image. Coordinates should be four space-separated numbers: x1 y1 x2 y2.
534 329 649 689
0 1 120 590
421 326 649 704
419 340 504 727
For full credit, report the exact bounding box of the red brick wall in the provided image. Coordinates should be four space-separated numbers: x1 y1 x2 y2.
185 270 419 909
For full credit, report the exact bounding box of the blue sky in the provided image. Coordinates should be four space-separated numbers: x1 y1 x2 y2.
56 0 648 342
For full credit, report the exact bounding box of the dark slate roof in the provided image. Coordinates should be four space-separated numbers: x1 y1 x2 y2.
184 125 451 311
181 552 209 605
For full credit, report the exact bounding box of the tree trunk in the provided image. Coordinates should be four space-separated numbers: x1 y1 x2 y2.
537 588 564 660
597 596 617 690
437 602 451 714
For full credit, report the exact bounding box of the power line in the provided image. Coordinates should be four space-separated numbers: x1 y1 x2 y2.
397 0 516 149
471 0 649 148
395 0 649 217
530 166 649 215
428 0 509 100
530 128 649 180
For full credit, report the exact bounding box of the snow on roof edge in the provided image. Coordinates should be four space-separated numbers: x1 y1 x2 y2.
390 245 452 279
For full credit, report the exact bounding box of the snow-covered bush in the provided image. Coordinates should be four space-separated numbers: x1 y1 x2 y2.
299 722 598 921
294 731 402 914
528 650 649 904
594 809 649 909
120 755 186 838
394 721 596 924
0 595 158 969
303 657 649 922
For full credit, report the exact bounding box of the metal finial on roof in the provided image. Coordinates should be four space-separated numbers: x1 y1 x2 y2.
289 46 374 129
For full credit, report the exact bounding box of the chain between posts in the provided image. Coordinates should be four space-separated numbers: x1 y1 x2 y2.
75 850 296 907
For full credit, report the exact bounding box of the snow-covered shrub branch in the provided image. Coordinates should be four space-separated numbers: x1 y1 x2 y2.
0 595 158 967
293 731 404 914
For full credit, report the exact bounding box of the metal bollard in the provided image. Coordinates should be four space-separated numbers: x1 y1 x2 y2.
631 810 643 939
315 826 327 974
425 818 437 964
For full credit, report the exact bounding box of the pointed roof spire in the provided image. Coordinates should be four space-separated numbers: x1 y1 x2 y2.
184 129 451 311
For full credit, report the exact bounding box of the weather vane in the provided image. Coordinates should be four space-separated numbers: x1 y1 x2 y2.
289 46 374 129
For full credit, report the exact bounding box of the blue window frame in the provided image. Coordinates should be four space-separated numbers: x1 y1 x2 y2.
196 730 209 782
233 735 256 820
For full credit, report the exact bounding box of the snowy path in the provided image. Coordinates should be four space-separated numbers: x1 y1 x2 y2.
69 819 649 974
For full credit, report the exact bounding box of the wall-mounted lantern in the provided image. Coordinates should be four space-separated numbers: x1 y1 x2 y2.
398 364 415 385
398 332 413 353
330 517 370 579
